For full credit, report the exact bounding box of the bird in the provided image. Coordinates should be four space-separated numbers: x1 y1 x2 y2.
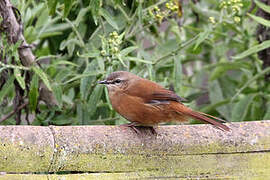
98 71 230 132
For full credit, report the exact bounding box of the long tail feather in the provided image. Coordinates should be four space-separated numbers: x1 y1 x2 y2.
173 104 230 131
197 111 228 123
187 110 230 131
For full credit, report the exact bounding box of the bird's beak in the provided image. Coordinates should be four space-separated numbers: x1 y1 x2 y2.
98 80 108 84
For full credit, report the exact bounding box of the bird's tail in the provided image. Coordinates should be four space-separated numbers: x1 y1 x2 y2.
174 104 230 131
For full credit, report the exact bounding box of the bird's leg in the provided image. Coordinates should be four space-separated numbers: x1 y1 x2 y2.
119 122 157 135
149 126 157 135
119 122 142 134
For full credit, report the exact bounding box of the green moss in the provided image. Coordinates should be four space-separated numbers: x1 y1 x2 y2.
0 142 53 172
49 150 270 178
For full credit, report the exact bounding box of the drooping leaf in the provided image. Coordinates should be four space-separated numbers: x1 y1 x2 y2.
77 51 100 58
47 0 57 15
89 0 101 25
52 83 63 108
263 104 270 120
29 74 39 112
193 27 211 50
97 57 105 71
248 13 270 27
173 54 182 92
80 61 98 100
231 95 255 122
53 60 79 67
74 7 90 27
120 46 138 57
137 1 142 24
125 56 154 64
232 40 270 60
254 0 270 14
232 67 270 100
201 98 233 114
99 9 119 30
0 76 15 102
87 85 104 117
250 95 264 121
14 68 25 90
32 66 52 91
64 0 74 18
210 62 251 80
208 80 231 120
104 85 113 110
64 71 104 84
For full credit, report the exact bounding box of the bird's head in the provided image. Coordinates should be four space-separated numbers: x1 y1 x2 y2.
98 71 138 92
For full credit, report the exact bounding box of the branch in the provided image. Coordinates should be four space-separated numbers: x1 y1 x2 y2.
0 101 29 123
0 0 57 107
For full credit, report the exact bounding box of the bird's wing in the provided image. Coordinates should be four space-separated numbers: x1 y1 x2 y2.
125 78 186 104
150 90 186 103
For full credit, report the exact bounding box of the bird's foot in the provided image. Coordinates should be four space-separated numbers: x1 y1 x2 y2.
119 122 157 136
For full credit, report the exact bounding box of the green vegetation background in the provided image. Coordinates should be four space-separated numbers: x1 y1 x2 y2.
1 0 270 125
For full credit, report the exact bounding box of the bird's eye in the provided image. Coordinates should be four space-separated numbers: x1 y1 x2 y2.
114 79 121 84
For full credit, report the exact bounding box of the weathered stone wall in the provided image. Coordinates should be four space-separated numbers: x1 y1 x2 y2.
0 121 270 179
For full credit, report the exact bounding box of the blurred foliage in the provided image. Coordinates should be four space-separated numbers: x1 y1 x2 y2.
1 0 270 125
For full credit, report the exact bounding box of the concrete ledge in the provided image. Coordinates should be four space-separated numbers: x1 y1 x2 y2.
0 121 270 178
0 126 54 172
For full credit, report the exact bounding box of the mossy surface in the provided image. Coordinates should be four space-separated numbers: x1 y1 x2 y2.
0 126 54 172
0 142 53 172
1 121 270 178
50 151 270 178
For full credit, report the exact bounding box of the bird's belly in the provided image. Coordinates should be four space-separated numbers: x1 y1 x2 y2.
111 94 186 125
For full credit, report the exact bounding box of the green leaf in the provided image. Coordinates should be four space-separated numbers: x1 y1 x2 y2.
64 71 105 84
250 95 264 121
14 68 25 90
52 83 63 108
77 102 90 125
99 9 119 30
232 40 270 60
117 55 128 67
193 28 211 50
25 26 38 43
201 98 233 113
32 66 52 91
77 51 100 58
36 6 49 29
74 7 90 27
105 86 112 110
0 76 15 102
97 57 105 71
87 85 104 117
254 0 270 14
247 13 270 27
120 46 138 57
210 62 251 80
263 104 270 120
29 74 39 112
125 56 154 64
89 0 101 25
80 62 97 100
137 1 142 24
53 60 79 67
47 0 57 15
208 80 231 120
54 68 72 83
173 54 182 91
231 95 255 122
64 0 74 18
232 67 270 100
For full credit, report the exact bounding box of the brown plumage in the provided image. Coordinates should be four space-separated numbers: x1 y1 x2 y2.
98 71 229 131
